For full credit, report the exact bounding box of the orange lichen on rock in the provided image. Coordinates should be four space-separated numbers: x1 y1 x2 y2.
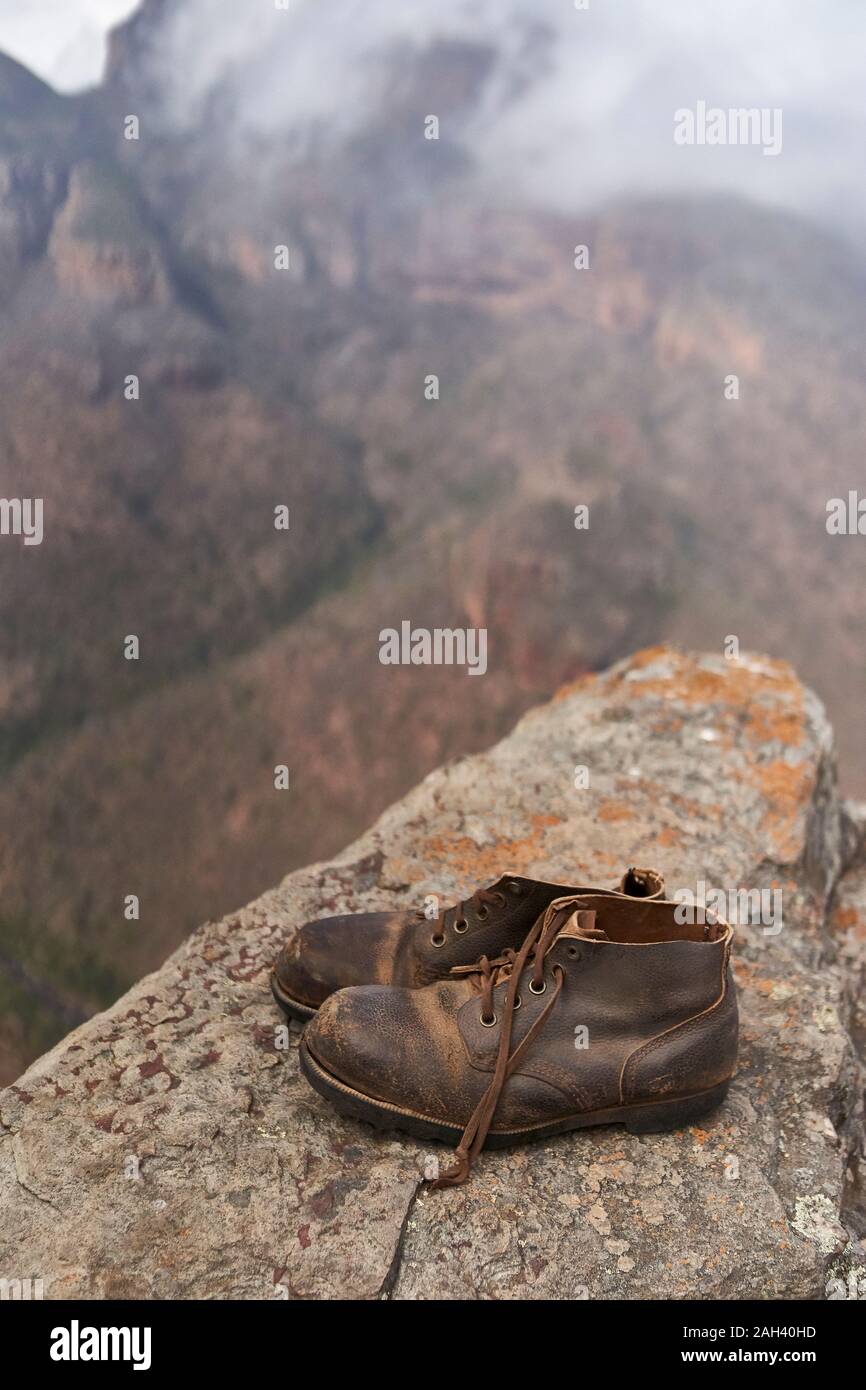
831 902 866 940
596 799 636 823
752 978 780 998
616 645 671 673
731 960 767 990
750 758 815 863
421 813 566 882
655 826 684 848
605 646 802 723
743 702 804 749
551 669 597 703
668 791 721 823
832 906 859 930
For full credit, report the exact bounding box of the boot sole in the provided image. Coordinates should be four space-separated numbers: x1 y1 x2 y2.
270 972 318 1023
299 1040 732 1148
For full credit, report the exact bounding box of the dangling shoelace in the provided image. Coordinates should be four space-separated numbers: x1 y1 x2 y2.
431 898 602 1188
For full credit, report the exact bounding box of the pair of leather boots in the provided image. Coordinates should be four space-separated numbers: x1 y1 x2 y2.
272 867 737 1187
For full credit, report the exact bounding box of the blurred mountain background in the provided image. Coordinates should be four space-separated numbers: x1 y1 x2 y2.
1 0 865 1081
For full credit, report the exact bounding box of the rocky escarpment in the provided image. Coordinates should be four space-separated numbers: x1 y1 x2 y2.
6 2 866 1092
0 55 73 300
1 645 865 1300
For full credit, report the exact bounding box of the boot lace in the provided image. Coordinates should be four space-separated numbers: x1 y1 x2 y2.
419 886 511 945
433 898 598 1188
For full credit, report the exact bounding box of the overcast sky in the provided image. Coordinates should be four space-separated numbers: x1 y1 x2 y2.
0 0 137 90
0 0 864 228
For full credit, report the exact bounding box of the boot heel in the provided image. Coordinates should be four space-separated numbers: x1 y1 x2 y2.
624 1079 730 1134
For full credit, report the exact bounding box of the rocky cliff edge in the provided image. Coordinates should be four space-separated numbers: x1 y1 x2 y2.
1 646 864 1299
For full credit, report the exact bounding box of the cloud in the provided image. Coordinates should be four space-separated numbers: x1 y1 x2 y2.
135 0 866 226
2 0 865 226
0 0 139 91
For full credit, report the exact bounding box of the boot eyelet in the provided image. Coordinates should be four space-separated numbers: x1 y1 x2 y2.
508 882 522 895
567 946 580 959
529 978 546 995
513 993 522 1010
430 932 446 948
480 1012 497 1027
477 905 489 920
454 917 468 934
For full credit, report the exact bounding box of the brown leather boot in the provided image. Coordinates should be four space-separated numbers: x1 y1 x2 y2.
271 867 664 1021
299 893 737 1185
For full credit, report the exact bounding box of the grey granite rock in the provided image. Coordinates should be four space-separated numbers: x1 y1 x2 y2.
1 646 864 1300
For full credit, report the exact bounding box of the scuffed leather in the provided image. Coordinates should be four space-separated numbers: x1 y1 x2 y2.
275 868 664 1008
621 963 738 1102
304 896 737 1127
275 910 415 1007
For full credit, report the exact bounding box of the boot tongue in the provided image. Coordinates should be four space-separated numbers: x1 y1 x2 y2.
543 899 608 943
558 908 608 941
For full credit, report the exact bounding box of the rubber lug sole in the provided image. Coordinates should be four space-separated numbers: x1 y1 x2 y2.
270 971 318 1023
299 1039 731 1148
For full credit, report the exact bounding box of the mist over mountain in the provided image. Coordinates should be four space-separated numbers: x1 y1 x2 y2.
98 0 866 229
6 0 865 227
0 0 864 1085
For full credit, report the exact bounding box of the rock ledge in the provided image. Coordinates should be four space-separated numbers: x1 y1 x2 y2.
2 646 864 1299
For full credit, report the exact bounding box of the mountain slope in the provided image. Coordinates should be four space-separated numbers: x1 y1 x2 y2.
1 6 865 1080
